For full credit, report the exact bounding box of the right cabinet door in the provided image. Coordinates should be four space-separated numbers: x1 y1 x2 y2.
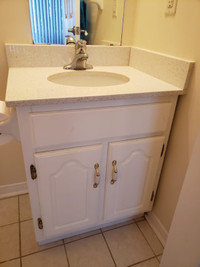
104 136 164 221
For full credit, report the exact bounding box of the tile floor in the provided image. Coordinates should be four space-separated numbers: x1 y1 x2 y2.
0 194 163 267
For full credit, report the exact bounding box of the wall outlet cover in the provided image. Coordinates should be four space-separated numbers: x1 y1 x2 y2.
165 0 178 16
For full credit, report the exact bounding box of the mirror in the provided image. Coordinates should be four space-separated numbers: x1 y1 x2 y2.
79 0 125 45
29 0 125 46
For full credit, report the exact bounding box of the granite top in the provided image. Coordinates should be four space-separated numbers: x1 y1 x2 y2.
5 45 194 107
5 66 183 107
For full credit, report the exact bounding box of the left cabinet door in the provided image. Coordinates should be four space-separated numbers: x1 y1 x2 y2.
34 144 104 239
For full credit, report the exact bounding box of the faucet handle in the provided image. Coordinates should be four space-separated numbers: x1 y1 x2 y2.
75 40 87 53
76 39 87 46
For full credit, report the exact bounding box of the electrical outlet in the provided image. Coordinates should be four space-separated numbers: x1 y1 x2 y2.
165 0 178 16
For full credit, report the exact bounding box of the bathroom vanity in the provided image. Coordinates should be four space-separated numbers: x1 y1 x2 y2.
5 45 193 244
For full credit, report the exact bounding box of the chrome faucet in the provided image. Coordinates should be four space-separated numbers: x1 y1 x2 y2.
63 40 93 70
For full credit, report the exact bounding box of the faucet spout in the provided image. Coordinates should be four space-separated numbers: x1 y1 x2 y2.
63 40 93 70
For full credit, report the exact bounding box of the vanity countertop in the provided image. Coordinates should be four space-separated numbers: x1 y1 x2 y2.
5 66 183 107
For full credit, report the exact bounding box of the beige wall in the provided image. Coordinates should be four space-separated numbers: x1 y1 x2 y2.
123 0 200 231
161 131 200 267
122 0 137 46
0 0 32 185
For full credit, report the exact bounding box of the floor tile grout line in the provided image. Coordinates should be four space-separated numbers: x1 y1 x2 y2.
20 244 66 258
156 253 163 263
0 193 28 202
20 218 33 223
0 220 20 228
63 219 139 245
64 242 71 267
135 221 157 257
127 255 159 267
62 219 137 245
0 257 21 265
101 220 136 233
0 195 19 201
156 253 163 256
18 193 28 197
63 231 101 245
64 220 138 245
156 257 161 263
18 194 33 223
134 217 145 223
0 193 28 204
18 195 22 267
100 229 117 267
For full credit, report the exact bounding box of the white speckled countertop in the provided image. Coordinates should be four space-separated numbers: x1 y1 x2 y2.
6 66 183 107
5 45 194 107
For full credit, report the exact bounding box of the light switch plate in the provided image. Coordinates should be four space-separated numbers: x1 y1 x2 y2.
112 0 118 17
165 0 178 16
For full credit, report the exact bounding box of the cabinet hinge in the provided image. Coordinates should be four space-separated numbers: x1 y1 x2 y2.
37 218 43 229
30 165 37 180
160 144 165 157
150 190 155 202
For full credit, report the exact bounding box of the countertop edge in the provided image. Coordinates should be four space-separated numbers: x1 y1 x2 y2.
6 90 182 107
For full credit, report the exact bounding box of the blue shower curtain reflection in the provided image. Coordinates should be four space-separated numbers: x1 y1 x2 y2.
29 0 65 44
80 0 87 41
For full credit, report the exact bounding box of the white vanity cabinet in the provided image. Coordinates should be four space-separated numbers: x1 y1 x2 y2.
16 96 177 243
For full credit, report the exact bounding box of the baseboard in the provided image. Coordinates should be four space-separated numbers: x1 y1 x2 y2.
0 182 28 199
145 211 168 247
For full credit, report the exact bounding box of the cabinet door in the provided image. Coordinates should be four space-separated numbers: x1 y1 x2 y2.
104 136 164 221
34 145 104 238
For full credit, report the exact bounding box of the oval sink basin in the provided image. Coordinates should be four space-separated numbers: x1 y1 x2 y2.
48 71 129 87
